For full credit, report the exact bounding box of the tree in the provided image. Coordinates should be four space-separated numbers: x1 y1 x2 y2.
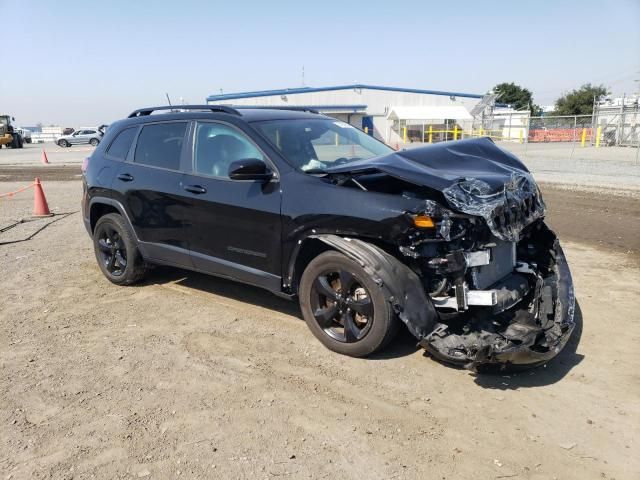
554 84 609 116
492 82 534 113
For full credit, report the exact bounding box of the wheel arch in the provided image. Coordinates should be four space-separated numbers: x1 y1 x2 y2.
289 234 438 340
287 234 401 295
88 197 137 240
287 237 333 295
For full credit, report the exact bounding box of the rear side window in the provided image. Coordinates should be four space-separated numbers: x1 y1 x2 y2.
134 122 187 170
106 127 137 160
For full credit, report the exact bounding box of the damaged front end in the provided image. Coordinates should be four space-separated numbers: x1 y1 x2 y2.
400 173 575 370
323 138 576 370
414 221 575 370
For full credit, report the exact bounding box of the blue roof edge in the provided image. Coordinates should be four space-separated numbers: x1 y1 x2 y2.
229 104 367 110
207 84 484 102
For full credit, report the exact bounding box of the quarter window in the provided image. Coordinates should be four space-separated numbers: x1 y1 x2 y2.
134 122 187 170
194 122 264 178
106 127 137 160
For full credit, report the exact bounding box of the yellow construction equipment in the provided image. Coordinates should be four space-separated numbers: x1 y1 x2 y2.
0 115 24 149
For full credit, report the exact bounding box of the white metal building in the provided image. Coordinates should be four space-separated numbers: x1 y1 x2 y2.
206 84 484 145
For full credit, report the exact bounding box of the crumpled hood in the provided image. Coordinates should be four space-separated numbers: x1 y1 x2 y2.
326 137 545 241
326 137 529 191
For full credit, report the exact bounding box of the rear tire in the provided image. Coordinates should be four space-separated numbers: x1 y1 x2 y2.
90 138 99 147
93 213 147 285
299 250 398 357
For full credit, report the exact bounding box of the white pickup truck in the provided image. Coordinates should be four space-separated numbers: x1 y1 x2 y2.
16 128 32 144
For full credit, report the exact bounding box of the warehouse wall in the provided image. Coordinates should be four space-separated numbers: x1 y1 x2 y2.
208 88 481 145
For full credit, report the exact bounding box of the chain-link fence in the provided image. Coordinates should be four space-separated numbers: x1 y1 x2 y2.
390 104 640 150
388 105 640 188
593 104 640 147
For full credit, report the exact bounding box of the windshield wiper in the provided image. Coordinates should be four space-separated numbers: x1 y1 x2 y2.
302 168 328 175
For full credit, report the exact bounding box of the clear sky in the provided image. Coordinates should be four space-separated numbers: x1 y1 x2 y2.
2 0 639 126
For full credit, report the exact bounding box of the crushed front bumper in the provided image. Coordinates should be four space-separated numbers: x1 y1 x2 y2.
419 239 576 370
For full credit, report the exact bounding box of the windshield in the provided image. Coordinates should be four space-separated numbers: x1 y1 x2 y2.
252 118 394 172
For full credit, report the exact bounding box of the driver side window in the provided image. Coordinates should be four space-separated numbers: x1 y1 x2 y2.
194 122 264 178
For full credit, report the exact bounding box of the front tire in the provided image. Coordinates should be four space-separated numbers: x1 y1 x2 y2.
299 250 398 357
93 213 146 285
58 140 69 147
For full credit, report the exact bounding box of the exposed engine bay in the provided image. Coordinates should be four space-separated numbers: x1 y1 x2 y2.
317 138 576 370
406 218 574 370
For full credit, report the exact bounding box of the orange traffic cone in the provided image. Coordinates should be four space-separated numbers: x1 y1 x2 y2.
32 178 52 217
42 149 50 164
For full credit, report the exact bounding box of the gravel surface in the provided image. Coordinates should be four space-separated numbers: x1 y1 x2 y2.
0 143 92 166
0 180 638 479
491 142 640 190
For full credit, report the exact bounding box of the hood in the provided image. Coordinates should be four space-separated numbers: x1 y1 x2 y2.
325 137 529 191
326 137 545 241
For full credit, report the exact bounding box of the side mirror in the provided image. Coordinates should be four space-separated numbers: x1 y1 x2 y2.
228 158 273 182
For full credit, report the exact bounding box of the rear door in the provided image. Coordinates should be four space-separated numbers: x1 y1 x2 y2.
181 120 282 290
84 130 98 144
111 120 194 267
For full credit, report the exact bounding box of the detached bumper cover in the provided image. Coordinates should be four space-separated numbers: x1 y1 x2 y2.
419 240 576 369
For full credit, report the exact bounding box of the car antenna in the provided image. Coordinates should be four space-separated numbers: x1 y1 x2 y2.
165 93 176 112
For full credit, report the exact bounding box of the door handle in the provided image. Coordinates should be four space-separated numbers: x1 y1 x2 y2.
183 184 207 194
117 173 134 182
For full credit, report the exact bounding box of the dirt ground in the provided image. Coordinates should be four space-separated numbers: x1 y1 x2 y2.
1 179 639 480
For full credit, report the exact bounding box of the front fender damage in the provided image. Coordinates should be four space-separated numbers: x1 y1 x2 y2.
310 235 438 339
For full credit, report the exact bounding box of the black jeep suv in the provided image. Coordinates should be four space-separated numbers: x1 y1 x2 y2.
82 105 575 369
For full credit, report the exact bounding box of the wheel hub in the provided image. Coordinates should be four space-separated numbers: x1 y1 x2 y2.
310 270 374 343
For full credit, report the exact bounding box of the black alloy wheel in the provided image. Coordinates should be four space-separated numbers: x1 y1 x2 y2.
299 250 398 357
97 224 127 277
93 213 146 285
310 269 374 343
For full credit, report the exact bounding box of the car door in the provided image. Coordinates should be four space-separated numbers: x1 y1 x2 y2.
69 130 84 144
111 120 194 267
83 130 97 144
182 120 282 291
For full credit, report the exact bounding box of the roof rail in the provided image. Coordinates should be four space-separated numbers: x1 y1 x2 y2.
231 105 320 114
127 105 240 118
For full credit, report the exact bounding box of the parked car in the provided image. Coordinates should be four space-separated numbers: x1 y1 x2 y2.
57 128 103 147
82 105 575 370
